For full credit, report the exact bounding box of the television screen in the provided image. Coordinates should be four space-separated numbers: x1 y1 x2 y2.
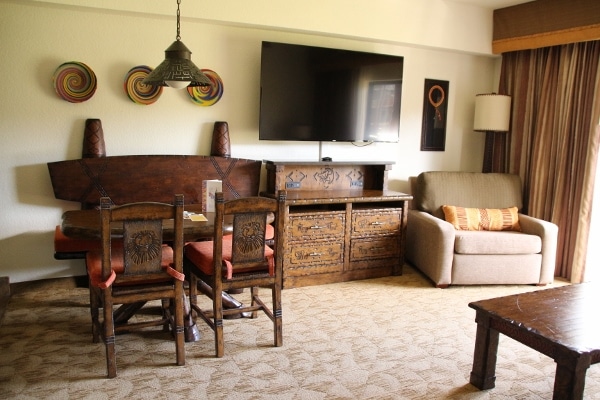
259 41 403 143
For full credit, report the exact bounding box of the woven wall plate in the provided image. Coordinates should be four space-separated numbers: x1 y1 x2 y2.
186 69 223 106
124 65 163 105
53 61 97 103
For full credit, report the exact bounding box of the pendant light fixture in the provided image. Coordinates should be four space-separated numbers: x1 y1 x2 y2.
143 0 211 89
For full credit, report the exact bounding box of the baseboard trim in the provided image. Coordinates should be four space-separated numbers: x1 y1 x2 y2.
0 276 10 326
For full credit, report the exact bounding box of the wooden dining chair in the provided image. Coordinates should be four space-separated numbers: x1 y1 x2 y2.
86 195 186 378
184 190 286 357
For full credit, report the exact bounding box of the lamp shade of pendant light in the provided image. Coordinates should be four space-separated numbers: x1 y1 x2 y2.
142 0 211 89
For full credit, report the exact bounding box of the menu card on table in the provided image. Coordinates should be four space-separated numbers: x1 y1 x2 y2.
202 179 222 213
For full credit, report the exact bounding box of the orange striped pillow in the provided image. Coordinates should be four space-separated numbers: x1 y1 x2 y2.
441 206 521 231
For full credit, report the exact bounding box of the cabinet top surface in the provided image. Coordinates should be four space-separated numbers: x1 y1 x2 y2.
264 189 412 203
264 160 395 166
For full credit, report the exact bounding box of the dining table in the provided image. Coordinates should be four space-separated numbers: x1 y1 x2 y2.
60 204 245 342
61 204 220 242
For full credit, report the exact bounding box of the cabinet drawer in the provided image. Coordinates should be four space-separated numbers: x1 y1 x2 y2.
350 236 400 261
351 209 402 236
288 211 345 241
286 240 344 266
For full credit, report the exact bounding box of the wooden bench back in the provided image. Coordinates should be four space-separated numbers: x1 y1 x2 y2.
48 155 262 207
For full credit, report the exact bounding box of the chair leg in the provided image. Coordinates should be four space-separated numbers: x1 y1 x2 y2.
250 287 259 319
103 293 117 378
89 282 100 343
213 281 224 358
189 275 198 316
174 283 185 366
161 298 171 332
272 284 283 347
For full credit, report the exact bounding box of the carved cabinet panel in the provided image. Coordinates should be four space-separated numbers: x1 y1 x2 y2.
349 236 401 270
285 211 345 279
288 212 345 241
285 241 345 276
351 209 402 236
349 209 402 271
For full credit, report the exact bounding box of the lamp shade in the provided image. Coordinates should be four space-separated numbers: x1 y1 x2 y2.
473 94 511 132
142 40 211 88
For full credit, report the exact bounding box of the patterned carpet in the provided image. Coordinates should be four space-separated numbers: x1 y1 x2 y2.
1 264 599 399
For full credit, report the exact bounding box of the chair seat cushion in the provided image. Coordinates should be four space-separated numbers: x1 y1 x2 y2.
86 244 174 288
454 230 541 255
185 236 274 279
265 224 274 240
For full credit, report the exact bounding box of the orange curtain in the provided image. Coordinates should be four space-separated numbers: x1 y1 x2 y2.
498 40 600 282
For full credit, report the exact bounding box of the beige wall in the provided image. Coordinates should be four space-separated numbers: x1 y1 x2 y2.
0 0 500 282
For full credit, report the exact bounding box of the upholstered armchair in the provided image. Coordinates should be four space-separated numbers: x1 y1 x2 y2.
406 172 558 288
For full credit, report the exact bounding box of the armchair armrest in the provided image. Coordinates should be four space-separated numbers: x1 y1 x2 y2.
518 214 558 284
406 210 456 287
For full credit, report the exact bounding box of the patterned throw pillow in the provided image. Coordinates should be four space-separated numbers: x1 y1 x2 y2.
441 205 521 231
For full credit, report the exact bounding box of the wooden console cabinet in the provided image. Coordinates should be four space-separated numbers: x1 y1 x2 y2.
262 160 412 288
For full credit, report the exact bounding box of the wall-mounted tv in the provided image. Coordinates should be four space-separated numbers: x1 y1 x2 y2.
259 41 404 143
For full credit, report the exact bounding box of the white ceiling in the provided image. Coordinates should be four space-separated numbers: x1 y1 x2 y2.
449 0 534 9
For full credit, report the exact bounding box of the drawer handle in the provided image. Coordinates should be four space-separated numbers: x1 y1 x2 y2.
370 247 386 251
310 225 325 230
309 252 322 257
370 221 384 226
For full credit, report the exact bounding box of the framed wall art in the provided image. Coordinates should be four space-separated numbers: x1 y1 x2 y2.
420 79 449 151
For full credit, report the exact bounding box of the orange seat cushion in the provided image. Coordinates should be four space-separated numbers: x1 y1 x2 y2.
86 245 174 288
185 236 274 280
265 224 274 240
54 225 101 253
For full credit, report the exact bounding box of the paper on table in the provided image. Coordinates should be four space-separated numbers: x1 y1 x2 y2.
184 211 208 222
189 214 208 222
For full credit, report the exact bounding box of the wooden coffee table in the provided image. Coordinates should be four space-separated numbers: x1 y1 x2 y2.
469 283 600 399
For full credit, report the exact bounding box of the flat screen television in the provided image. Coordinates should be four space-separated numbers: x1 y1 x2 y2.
259 41 404 143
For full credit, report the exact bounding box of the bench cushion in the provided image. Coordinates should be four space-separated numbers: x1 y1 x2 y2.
54 225 100 254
